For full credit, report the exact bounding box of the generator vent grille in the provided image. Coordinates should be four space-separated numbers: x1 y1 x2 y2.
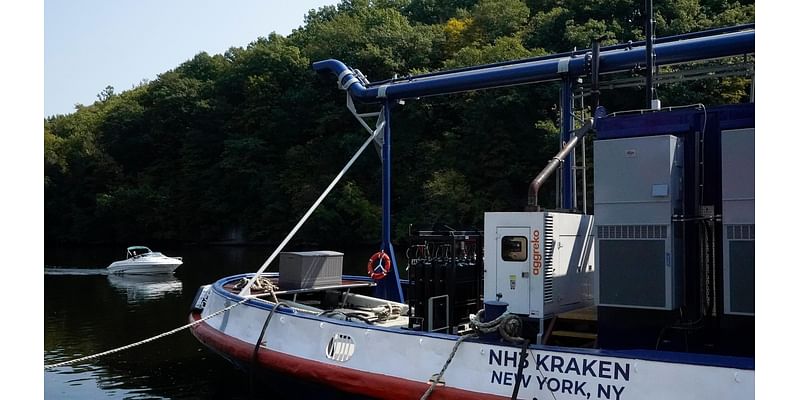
543 215 555 303
597 225 667 239
726 224 755 240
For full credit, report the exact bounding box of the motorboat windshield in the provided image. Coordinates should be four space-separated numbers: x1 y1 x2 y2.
126 246 152 258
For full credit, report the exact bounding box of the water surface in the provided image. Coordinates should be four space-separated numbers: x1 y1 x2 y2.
44 244 393 399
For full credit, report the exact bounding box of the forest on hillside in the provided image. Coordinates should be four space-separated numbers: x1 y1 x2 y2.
44 0 754 245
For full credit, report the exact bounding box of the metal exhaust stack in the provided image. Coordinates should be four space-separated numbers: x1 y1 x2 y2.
526 119 594 211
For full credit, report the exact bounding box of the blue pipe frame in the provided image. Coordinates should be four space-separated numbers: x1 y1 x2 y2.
312 26 754 301
365 24 753 87
313 30 753 103
373 102 404 302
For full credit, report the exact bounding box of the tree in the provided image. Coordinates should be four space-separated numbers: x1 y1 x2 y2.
44 0 755 245
97 85 115 102
471 0 529 42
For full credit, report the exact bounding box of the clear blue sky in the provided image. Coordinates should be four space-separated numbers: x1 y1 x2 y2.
45 0 339 117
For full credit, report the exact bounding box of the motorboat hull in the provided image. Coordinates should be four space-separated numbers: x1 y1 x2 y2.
107 256 182 275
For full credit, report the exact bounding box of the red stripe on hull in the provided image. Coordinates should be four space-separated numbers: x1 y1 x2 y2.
189 312 505 400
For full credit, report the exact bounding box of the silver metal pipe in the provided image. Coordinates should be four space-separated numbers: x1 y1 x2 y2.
581 94 587 214
527 118 594 210
645 0 656 107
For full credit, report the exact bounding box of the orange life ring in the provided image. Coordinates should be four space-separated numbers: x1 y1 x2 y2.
367 251 391 280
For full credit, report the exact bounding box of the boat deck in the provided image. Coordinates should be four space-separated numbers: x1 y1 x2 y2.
222 276 409 328
223 277 375 297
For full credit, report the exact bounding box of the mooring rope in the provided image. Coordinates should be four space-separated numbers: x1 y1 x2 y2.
419 333 477 400
44 296 251 370
419 312 524 400
511 339 531 400
250 300 289 399
469 310 526 344
419 311 562 400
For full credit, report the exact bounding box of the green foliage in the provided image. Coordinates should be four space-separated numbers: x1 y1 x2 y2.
45 0 755 245
298 5 438 77
95 185 175 240
403 0 479 24
471 0 529 41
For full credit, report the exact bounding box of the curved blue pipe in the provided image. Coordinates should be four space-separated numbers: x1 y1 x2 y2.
312 30 754 103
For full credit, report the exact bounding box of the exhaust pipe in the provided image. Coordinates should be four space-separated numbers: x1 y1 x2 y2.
527 119 594 211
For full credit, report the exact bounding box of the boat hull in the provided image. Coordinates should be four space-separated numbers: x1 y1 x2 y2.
190 311 490 400
107 257 182 275
189 275 755 400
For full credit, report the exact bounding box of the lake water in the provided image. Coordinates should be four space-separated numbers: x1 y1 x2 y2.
44 245 403 399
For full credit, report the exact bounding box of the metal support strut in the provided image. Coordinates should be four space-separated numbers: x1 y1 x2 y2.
645 0 657 109
343 93 403 302
374 101 404 303
560 77 575 210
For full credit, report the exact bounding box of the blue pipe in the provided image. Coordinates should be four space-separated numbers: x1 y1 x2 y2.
312 30 753 103
366 24 754 86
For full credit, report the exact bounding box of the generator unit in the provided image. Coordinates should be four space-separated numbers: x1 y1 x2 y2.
483 212 595 319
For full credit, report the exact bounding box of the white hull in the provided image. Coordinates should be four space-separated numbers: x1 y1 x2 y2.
190 274 755 400
107 254 182 275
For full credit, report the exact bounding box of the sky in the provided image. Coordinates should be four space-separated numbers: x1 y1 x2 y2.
45 0 339 117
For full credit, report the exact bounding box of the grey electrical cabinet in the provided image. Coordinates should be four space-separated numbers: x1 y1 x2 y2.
594 135 684 310
721 128 755 315
279 251 344 289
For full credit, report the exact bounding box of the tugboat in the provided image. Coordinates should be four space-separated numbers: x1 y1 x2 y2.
189 23 755 400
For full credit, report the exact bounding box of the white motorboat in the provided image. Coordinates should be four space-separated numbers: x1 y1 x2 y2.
107 246 183 275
